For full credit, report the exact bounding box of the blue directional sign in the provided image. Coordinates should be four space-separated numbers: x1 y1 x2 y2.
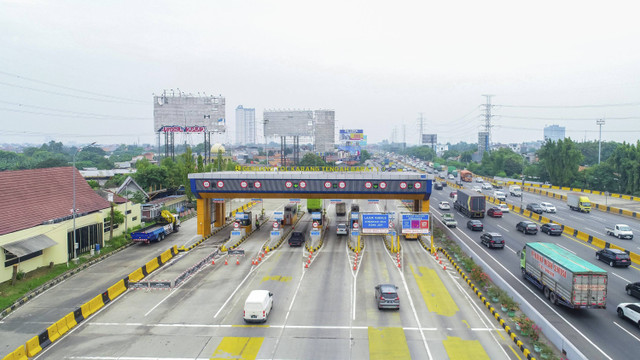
310 230 321 236
231 231 242 236
271 231 281 236
401 213 430 234
351 230 360 237
273 211 284 220
361 213 390 234
312 212 322 220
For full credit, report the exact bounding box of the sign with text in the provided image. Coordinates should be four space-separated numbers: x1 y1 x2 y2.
310 230 321 236
289 199 301 203
231 231 241 236
312 212 322 220
271 231 281 237
273 211 284 220
235 212 248 220
361 213 390 234
401 213 430 234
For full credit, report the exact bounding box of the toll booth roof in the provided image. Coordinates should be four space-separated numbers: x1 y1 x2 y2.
189 171 433 180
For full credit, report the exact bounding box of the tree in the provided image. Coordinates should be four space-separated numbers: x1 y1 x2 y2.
359 150 371 164
178 147 196 202
87 180 100 189
133 159 167 191
299 153 326 167
537 138 583 186
131 191 147 204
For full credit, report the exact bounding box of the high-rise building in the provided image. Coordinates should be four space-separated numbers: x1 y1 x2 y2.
478 131 490 154
544 125 566 142
313 110 335 153
153 91 225 132
235 105 256 145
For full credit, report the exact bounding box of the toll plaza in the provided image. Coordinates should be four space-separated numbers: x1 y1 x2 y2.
188 171 434 238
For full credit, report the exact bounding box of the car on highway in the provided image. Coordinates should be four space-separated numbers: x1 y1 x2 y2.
616 303 640 327
516 221 538 234
449 191 457 198
596 248 631 268
481 183 493 190
448 174 455 180
493 191 506 201
243 290 274 323
498 203 509 213
475 177 483 183
526 203 544 214
540 223 563 236
487 207 503 218
375 284 400 310
626 282 640 300
434 182 443 190
467 220 483 231
442 181 448 187
480 232 505 249
336 223 348 236
473 186 482 193
438 201 451 210
540 202 557 213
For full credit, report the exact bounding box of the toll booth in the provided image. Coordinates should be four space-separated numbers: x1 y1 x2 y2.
311 212 323 226
283 204 298 225
238 211 253 232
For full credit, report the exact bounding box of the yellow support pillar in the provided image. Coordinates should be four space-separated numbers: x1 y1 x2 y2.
421 199 430 212
214 202 226 228
196 198 212 238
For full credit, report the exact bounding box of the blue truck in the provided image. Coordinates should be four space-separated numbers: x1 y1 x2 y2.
131 210 180 244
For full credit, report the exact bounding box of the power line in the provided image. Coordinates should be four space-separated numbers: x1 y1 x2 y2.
497 115 640 121
0 81 147 105
0 101 149 120
0 70 147 104
496 102 640 109
495 125 640 133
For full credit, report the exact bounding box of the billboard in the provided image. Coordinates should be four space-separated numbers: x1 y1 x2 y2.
362 213 390 234
421 134 437 145
339 129 364 142
401 213 430 234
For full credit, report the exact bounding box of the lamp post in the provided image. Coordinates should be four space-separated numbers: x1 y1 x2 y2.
71 142 96 264
263 119 269 167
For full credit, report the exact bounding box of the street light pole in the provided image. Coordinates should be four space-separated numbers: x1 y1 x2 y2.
71 142 96 264
597 119 605 164
263 119 269 167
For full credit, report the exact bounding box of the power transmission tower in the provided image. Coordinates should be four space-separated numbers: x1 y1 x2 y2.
481 94 494 153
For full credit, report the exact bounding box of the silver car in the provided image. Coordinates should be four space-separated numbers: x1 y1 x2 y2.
375 284 400 310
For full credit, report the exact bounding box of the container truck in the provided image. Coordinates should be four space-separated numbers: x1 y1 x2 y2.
459 170 473 182
519 242 607 309
131 210 180 244
335 202 346 216
453 190 485 218
307 198 322 213
567 193 591 212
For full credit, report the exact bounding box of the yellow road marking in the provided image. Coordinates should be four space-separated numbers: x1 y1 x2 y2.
261 275 292 282
508 345 523 360
368 327 411 360
443 336 490 360
410 264 459 316
496 329 506 341
462 319 470 328
211 337 263 360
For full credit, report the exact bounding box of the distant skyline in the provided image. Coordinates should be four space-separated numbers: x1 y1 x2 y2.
1 1 639 147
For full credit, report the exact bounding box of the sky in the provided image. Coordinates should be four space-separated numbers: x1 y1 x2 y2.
1 0 640 147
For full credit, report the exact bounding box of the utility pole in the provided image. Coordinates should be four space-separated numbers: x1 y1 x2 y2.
481 95 494 153
263 119 269 167
597 119 605 164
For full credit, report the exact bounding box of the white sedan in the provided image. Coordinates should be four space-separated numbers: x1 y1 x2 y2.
540 202 557 213
438 201 451 210
617 303 640 327
498 203 510 213
473 186 482 193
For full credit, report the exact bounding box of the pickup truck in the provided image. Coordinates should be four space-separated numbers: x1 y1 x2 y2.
606 224 634 240
442 213 457 228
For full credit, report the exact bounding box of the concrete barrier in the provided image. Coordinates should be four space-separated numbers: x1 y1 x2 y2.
107 279 127 300
3 345 27 360
64 312 77 331
25 336 41 357
160 249 172 264
128 268 144 282
89 294 104 314
145 258 159 274
576 231 589 242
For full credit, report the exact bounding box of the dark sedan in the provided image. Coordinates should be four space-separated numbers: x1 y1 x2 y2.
467 220 483 231
596 248 631 268
526 203 544 214
516 221 538 234
541 223 563 236
487 207 503 218
627 282 640 300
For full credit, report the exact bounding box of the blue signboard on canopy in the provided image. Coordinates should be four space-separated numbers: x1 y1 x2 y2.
312 212 322 220
362 213 390 234
235 212 248 220
310 230 321 236
273 211 284 220
401 213 430 234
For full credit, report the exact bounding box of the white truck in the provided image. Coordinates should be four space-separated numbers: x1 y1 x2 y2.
520 242 607 309
605 224 634 240
493 190 506 201
442 213 458 228
508 185 522 197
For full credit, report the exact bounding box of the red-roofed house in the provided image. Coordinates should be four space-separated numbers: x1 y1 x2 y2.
0 167 140 283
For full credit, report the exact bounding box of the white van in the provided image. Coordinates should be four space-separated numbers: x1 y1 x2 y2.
243 290 273 323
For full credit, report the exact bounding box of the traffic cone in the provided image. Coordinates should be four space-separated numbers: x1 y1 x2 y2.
353 264 357 270
443 265 447 270
309 254 312 259
236 257 240 265
211 258 215 265
305 262 309 268
224 258 228 265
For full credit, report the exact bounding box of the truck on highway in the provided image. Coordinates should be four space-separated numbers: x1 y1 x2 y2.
459 170 473 182
519 242 607 309
307 198 323 213
335 202 346 216
605 224 634 240
454 190 485 218
442 213 457 228
508 185 522 197
131 210 180 244
567 193 591 213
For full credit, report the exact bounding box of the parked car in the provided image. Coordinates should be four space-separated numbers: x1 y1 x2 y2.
541 223 563 235
516 221 538 234
487 207 503 218
467 220 483 231
375 284 400 310
438 201 451 210
596 248 631 268
540 202 557 213
434 182 443 190
616 303 640 327
498 203 510 213
480 232 505 249
526 203 544 214
626 282 640 300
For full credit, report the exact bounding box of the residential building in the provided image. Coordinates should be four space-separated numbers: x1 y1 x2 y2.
543 125 566 142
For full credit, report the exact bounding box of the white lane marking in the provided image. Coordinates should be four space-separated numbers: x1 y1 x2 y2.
555 244 576 254
613 321 640 342
584 227 599 234
553 216 566 221
497 225 510 232
504 246 516 254
610 272 631 283
270 263 307 358
213 263 261 318
144 289 179 317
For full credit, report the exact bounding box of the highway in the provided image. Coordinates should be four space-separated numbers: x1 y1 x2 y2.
9 198 526 360
430 182 640 360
